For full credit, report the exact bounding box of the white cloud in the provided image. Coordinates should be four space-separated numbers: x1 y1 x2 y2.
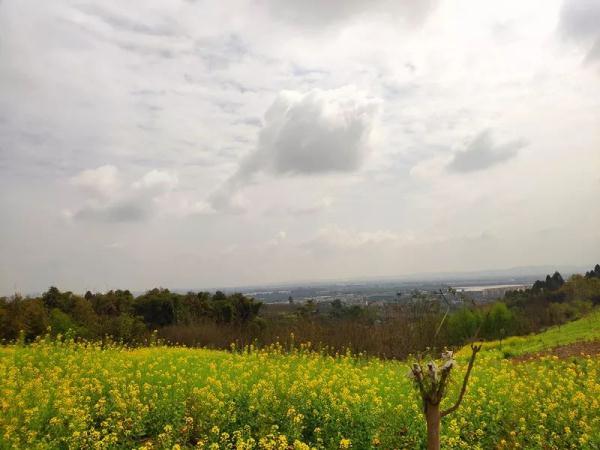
265 230 287 247
410 155 450 181
132 169 178 193
69 167 181 223
263 195 335 216
304 225 406 251
152 195 217 218
70 165 121 198
291 196 334 215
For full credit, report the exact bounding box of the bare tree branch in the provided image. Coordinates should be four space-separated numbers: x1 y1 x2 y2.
434 364 452 403
441 343 481 417
433 289 451 349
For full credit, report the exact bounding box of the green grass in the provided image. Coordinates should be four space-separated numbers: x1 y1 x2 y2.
480 309 600 357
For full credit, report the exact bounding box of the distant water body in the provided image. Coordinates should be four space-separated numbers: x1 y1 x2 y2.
454 284 530 292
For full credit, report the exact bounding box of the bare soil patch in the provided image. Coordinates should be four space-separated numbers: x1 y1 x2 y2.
511 340 600 363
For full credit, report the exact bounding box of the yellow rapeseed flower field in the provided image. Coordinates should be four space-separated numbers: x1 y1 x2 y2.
0 318 598 449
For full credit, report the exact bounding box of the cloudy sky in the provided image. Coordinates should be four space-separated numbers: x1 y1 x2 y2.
1 0 599 294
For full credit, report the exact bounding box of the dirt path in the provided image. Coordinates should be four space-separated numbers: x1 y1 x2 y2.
512 340 600 363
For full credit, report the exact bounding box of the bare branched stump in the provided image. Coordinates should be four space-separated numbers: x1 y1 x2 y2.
408 343 482 450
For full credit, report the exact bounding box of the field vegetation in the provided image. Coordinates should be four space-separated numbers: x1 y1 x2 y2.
1 266 599 448
0 310 599 449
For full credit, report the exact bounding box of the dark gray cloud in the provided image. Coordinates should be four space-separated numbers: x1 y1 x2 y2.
210 87 380 210
560 0 600 40
195 34 248 72
447 130 527 173
73 201 150 223
74 4 177 37
560 0 600 62
588 39 600 61
263 0 438 29
260 92 377 175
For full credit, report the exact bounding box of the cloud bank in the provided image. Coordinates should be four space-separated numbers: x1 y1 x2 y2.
1 0 599 294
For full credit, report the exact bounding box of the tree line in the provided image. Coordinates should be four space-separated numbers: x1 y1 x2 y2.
0 287 263 343
1 264 598 358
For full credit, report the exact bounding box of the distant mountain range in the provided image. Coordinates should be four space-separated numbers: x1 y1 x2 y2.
169 264 594 304
202 264 591 293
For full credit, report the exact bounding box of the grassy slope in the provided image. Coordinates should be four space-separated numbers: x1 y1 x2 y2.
476 309 600 357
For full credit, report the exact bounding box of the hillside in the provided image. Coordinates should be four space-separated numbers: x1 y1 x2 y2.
476 308 600 357
0 312 598 449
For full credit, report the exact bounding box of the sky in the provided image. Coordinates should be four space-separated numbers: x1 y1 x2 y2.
1 0 599 295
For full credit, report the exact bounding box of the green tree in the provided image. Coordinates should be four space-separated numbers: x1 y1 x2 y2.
584 264 600 279
22 299 49 340
446 308 480 344
134 288 175 327
483 302 513 339
49 308 78 336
